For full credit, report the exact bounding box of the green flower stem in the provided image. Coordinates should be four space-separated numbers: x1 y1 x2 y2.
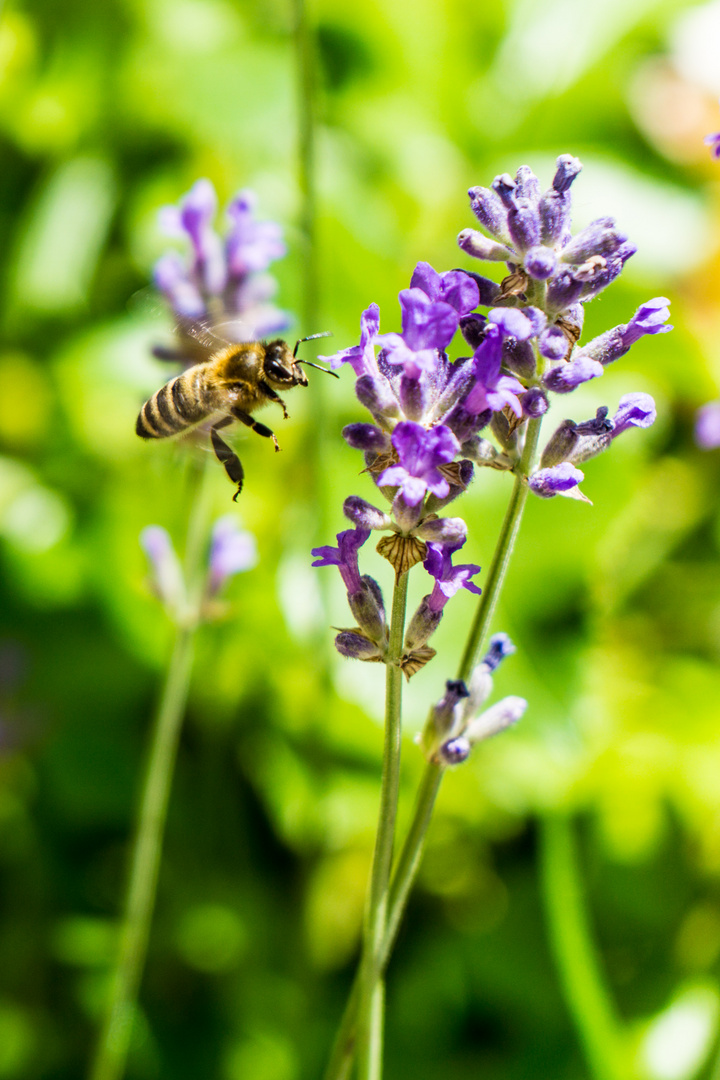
458 415 542 681
539 814 630 1080
355 570 409 1080
324 421 544 1079
89 463 212 1080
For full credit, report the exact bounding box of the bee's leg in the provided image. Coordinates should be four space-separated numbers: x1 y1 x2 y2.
258 382 290 420
210 418 245 500
230 407 281 452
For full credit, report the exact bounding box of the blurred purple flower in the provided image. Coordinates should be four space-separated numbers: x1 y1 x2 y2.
140 526 185 612
225 190 286 275
154 179 290 341
705 131 720 159
695 401 720 449
208 516 258 594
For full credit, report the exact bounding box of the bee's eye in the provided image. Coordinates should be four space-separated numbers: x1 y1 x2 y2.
265 355 288 379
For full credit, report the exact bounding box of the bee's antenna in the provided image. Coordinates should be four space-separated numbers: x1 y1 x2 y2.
293 330 333 358
297 359 340 378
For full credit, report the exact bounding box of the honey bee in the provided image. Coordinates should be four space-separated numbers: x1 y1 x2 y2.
136 327 335 500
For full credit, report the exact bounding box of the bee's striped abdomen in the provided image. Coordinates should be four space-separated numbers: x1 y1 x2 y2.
136 370 210 440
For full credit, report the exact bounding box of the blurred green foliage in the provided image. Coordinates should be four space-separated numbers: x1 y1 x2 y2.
2 0 720 1076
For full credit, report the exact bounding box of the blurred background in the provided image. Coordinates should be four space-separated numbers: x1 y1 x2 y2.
2 0 720 1076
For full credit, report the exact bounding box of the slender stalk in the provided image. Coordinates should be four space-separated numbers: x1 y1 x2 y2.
539 814 630 1080
89 463 212 1080
458 415 542 680
324 422 544 1079
355 571 409 1080
292 0 318 335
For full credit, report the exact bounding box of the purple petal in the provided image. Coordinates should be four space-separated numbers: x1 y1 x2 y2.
399 289 459 351
208 516 258 593
487 307 534 341
610 393 656 437
529 462 585 498
696 401 720 450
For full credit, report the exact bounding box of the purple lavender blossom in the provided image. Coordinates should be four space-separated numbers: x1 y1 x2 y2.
580 298 672 367
207 516 258 594
140 526 185 615
695 401 720 449
608 393 656 438
378 423 460 505
311 528 370 594
410 262 480 315
320 304 380 377
462 322 525 418
423 541 482 612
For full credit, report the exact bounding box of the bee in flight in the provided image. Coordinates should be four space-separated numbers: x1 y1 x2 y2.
136 326 336 500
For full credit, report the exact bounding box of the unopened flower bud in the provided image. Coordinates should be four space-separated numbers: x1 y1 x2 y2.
561 218 627 265
404 596 443 651
502 336 536 379
483 632 516 671
468 186 510 240
399 372 431 422
334 630 384 661
539 326 569 360
520 387 549 418
529 462 585 499
465 696 527 743
355 374 400 420
343 496 391 531
416 516 468 548
524 245 557 280
457 229 514 262
439 736 471 765
543 355 603 394
540 419 580 467
348 576 387 645
546 271 584 313
343 423 389 451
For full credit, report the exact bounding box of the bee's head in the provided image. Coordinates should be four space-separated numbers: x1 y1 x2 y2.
263 340 308 388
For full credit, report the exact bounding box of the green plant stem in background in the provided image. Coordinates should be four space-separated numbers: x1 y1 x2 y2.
325 420 544 1079
355 570 409 1080
539 815 630 1080
89 462 213 1080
